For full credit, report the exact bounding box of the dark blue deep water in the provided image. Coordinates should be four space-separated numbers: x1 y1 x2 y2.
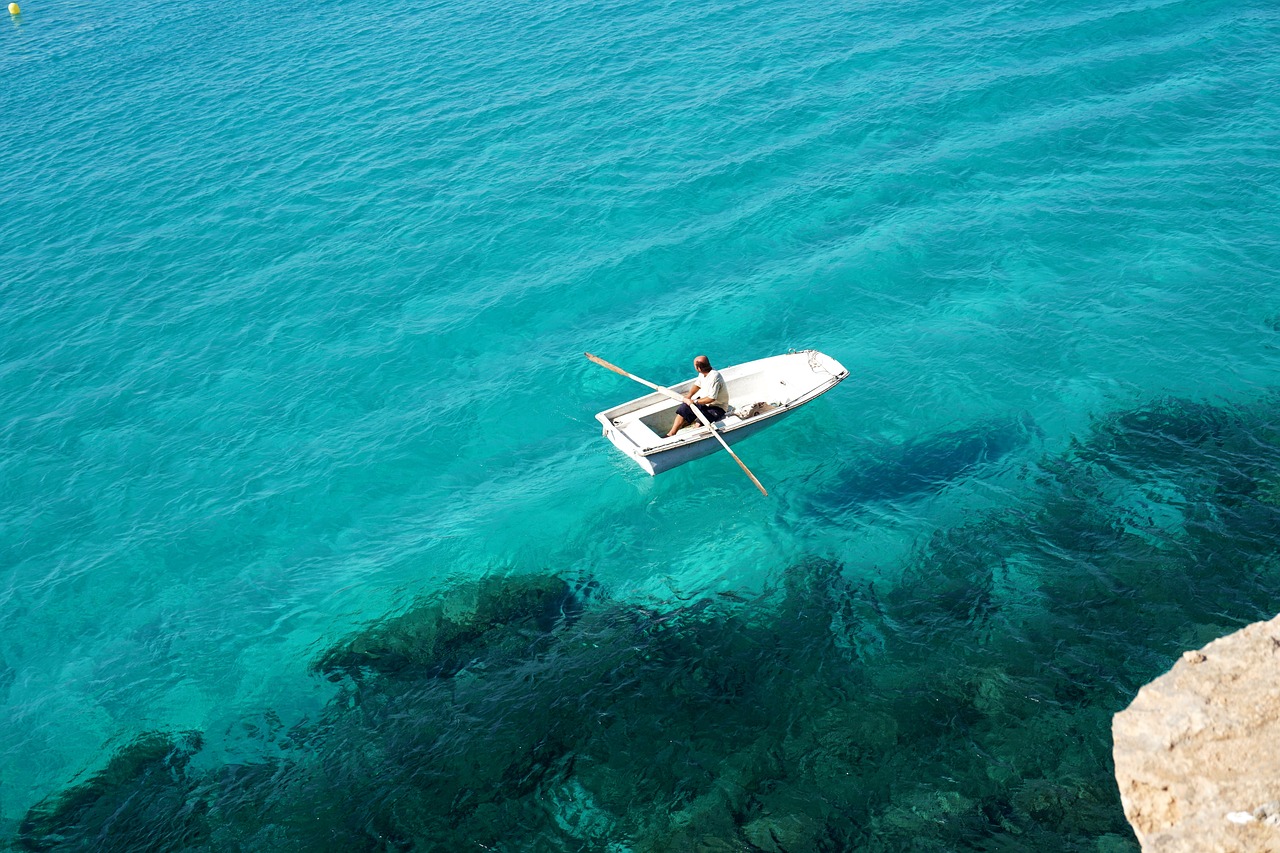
2 0 1279 846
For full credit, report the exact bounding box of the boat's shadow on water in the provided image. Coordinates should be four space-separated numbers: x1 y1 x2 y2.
13 394 1280 852
797 412 1042 518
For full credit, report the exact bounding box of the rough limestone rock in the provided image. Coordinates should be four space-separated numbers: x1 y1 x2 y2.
1112 614 1280 853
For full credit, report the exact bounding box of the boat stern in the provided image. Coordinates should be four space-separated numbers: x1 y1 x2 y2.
596 411 658 475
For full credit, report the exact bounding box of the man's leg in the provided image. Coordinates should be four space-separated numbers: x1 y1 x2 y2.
667 403 694 437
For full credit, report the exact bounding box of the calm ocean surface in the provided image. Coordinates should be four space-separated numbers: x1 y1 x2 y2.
2 0 1278 846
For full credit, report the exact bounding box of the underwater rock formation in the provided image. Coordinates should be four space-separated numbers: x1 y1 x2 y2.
17 730 205 852
313 572 582 680
14 392 1280 851
1113 614 1280 853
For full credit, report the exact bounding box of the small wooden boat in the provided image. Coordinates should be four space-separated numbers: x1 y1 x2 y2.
594 350 849 475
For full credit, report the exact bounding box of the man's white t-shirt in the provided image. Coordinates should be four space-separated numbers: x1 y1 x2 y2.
695 369 728 407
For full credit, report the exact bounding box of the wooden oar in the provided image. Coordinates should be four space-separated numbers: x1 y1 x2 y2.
585 352 768 496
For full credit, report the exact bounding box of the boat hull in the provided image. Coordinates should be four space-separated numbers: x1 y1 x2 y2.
594 350 848 476
603 403 807 474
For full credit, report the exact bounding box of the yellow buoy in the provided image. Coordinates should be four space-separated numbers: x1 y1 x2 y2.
7 3 19 14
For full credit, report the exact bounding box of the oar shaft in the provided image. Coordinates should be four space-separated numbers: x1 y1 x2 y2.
584 352 683 402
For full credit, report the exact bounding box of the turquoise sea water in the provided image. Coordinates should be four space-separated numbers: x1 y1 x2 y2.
2 0 1279 846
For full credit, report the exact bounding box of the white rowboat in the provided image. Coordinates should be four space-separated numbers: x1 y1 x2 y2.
594 350 849 476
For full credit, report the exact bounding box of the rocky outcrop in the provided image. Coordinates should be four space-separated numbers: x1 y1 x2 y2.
1113 614 1280 852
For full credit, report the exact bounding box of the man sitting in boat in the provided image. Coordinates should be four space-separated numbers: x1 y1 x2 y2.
666 355 729 437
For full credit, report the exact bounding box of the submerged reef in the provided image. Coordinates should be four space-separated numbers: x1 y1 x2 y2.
13 393 1280 851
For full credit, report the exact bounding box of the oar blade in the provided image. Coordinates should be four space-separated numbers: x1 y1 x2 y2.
689 409 768 496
